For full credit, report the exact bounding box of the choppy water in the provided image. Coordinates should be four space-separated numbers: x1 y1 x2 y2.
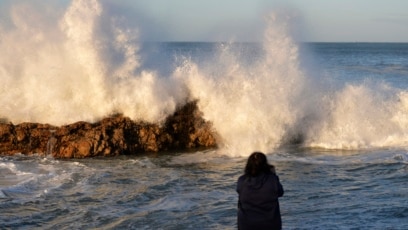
2 1 408 229
1 149 407 229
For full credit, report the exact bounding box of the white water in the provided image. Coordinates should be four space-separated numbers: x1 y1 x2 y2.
0 0 186 125
2 0 408 157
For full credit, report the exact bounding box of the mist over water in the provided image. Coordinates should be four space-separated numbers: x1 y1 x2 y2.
1 2 408 229
2 0 408 156
0 0 186 126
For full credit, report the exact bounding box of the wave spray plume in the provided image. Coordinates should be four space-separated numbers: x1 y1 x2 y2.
0 0 186 125
2 1 408 156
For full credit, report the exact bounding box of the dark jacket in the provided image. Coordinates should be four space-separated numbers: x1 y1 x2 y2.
237 171 284 230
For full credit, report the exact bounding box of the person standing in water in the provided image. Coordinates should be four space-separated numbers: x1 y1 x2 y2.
237 152 284 230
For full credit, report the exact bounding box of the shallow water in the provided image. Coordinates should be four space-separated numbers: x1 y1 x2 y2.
1 149 407 229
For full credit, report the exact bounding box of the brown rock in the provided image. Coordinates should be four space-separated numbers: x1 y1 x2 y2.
0 101 217 158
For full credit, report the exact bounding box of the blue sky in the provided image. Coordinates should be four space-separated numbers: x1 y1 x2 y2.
126 0 408 42
1 0 408 42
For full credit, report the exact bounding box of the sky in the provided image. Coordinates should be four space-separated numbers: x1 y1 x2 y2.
1 0 408 42
125 0 408 42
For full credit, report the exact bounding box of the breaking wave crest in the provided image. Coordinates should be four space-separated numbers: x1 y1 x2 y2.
2 0 408 156
0 0 186 125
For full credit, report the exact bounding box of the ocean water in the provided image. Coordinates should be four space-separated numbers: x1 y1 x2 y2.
1 1 408 229
1 148 407 229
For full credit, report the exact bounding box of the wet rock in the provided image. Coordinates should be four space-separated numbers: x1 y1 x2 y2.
0 101 217 158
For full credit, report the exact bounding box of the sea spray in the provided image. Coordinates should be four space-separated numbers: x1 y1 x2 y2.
2 1 408 156
307 82 408 149
0 0 186 125
174 14 408 155
175 13 312 156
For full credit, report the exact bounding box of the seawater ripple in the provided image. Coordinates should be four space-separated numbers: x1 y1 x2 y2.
277 150 408 229
1 149 407 229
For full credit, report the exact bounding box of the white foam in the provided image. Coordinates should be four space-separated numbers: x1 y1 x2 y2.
2 1 408 154
174 13 316 157
0 162 32 176
178 15 408 155
306 83 408 150
127 157 157 168
0 0 187 125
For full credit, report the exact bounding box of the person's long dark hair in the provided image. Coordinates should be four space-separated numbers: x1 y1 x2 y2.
245 152 275 176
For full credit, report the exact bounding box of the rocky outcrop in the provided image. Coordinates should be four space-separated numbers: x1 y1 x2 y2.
0 101 217 158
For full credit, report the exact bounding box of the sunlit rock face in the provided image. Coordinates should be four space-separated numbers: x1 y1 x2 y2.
0 101 217 158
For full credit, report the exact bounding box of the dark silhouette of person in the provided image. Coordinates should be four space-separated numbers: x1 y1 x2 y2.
237 152 284 230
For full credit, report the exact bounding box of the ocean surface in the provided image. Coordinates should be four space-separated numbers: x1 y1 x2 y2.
1 1 408 229
1 42 408 230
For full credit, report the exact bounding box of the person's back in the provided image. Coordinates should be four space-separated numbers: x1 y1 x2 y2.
237 152 284 230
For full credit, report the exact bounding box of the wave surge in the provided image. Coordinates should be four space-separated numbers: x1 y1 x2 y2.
2 1 408 156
